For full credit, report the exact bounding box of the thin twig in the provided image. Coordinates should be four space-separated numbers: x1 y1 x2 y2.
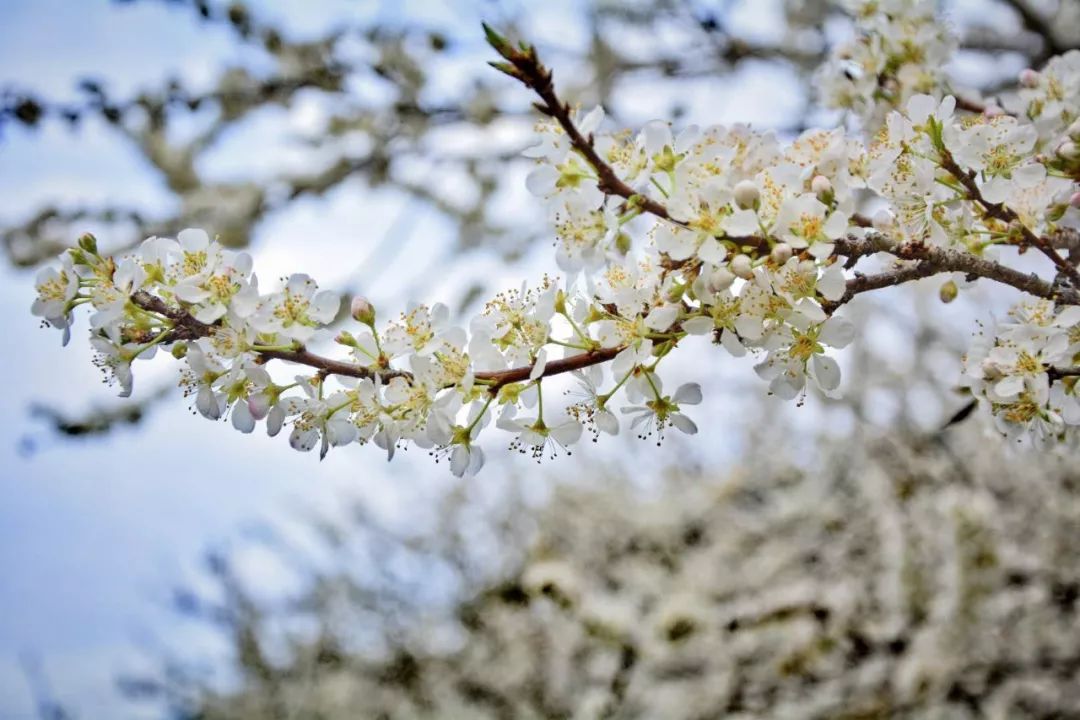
131 292 622 391
938 150 1080 286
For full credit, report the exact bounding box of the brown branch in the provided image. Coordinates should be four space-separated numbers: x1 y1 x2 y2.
1048 366 1080 381
486 29 674 223
130 291 622 392
478 346 621 389
828 236 1080 309
938 150 1080 286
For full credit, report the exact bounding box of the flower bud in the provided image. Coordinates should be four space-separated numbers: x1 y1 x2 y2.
350 296 376 325
1018 68 1040 88
939 279 958 304
770 242 793 264
77 233 98 255
810 174 832 199
171 341 188 359
981 358 1005 381
335 330 357 347
709 267 736 291
730 253 754 279
733 180 760 210
1057 141 1079 161
872 209 895 232
1071 191 1080 209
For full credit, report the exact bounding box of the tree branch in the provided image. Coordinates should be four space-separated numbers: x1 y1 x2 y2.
130 291 622 391
486 29 674 223
828 236 1080 309
938 150 1080 286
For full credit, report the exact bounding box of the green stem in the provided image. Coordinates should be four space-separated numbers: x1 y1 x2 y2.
643 366 663 401
466 395 494 434
536 381 544 424
131 327 173 360
650 176 670 199
548 337 591 351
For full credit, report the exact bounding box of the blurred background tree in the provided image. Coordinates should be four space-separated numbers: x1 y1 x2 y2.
3 0 1080 717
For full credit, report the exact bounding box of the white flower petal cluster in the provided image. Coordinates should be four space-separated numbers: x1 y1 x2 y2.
964 300 1080 444
816 0 957 130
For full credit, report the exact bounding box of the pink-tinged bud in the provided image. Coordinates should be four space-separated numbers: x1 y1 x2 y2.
982 104 1004 118
872 209 895 232
350 295 376 325
770 242 793 264
248 393 271 420
1057 141 1080 161
810 174 833 198
1019 69 1039 88
733 180 760 210
1070 192 1080 209
730 254 754 279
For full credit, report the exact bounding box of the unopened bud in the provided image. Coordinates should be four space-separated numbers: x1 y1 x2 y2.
1071 191 1080 209
350 296 376 325
730 253 754 279
981 358 1005 381
872 209 895 232
710 267 736 291
810 174 832 199
1057 141 1079 161
733 180 760 210
1019 68 1040 88
77 233 98 255
171 341 188 359
335 330 357 347
939 279 959 303
770 242 793 264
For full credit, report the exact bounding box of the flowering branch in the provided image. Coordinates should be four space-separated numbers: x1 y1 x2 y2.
28 4 1080 470
485 25 676 224
828 236 1080 309
132 289 621 389
938 150 1080 286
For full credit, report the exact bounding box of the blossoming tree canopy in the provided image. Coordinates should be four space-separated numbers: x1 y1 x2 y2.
31 1 1080 475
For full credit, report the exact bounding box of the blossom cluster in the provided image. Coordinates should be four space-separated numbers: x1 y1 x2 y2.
30 4 1080 469
816 0 957 130
31 228 711 476
964 300 1080 445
